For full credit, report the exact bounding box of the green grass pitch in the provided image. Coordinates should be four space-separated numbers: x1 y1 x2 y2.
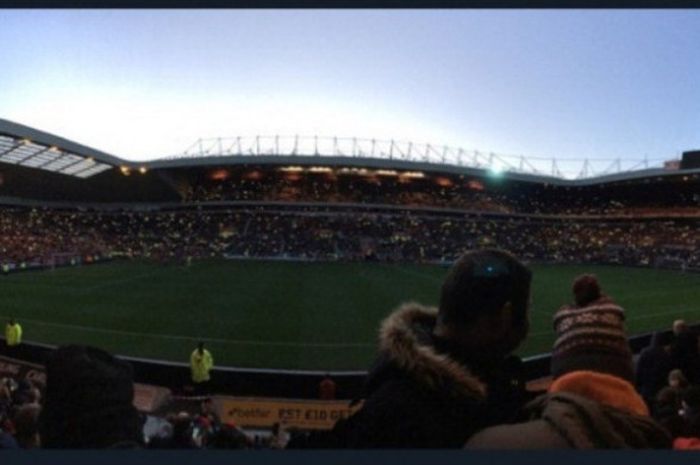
2 259 700 370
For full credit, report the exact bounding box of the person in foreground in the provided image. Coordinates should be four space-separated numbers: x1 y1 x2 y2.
466 274 671 449
323 249 533 448
39 345 142 448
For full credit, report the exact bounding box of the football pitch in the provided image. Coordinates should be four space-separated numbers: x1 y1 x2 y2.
2 259 700 371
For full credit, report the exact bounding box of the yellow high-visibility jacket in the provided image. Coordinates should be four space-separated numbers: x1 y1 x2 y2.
190 348 213 383
5 323 22 346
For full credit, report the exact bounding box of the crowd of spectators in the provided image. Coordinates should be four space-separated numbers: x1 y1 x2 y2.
635 320 700 449
1 206 699 271
182 171 700 216
0 376 42 449
0 346 280 450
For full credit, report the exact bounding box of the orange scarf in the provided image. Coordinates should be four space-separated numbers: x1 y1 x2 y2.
548 370 649 416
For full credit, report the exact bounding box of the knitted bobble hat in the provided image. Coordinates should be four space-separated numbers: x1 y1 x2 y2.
550 275 635 383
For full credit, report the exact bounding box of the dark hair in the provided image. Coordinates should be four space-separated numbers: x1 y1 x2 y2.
438 249 532 329
39 345 141 448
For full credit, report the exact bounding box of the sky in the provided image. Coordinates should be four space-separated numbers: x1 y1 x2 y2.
1 10 699 172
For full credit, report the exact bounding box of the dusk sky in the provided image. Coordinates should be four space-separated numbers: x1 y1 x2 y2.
1 10 699 173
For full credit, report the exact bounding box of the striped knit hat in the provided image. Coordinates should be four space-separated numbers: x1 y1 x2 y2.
550 275 634 383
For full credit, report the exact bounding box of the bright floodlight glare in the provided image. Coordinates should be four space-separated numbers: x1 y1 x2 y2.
489 165 504 176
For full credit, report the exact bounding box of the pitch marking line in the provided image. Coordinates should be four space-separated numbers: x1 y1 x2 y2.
0 315 374 348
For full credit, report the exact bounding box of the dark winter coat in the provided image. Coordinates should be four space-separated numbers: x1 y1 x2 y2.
466 391 672 449
636 332 674 404
316 303 531 448
671 331 700 385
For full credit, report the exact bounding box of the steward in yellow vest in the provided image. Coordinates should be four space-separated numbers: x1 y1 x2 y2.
190 342 214 386
5 318 22 346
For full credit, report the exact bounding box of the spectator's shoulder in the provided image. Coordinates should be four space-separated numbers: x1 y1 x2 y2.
466 420 568 449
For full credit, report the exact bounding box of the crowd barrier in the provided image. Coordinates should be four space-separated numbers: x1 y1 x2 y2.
3 324 695 400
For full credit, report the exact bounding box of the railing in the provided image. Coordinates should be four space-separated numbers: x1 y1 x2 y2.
162 135 672 180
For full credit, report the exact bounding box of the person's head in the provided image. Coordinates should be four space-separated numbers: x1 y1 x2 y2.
12 403 41 449
200 398 214 414
657 386 681 410
651 331 674 348
39 345 141 448
572 274 602 307
673 320 688 336
8 317 15 326
433 249 532 360
197 342 205 354
669 369 689 389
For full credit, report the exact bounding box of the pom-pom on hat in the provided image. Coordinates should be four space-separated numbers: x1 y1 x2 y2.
572 274 602 307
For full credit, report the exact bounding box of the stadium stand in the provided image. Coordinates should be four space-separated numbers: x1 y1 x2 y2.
0 205 698 272
1 118 700 449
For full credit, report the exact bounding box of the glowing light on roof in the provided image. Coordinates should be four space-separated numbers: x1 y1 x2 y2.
489 165 504 176
399 171 425 179
0 134 113 178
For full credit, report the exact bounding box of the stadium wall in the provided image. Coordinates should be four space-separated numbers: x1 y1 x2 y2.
0 327 687 400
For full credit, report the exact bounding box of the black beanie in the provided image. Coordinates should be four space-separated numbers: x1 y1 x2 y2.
39 345 141 448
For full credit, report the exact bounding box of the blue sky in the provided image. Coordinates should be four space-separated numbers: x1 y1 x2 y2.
1 10 699 168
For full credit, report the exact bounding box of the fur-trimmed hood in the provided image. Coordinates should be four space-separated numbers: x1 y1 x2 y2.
376 302 487 401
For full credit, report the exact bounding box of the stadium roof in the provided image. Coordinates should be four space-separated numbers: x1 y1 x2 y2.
0 119 125 178
1 118 697 187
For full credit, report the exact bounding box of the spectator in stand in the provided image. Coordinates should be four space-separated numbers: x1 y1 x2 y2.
167 412 198 449
190 342 214 395
318 374 336 400
670 323 700 385
39 345 142 448
268 421 291 449
467 275 671 449
325 249 533 448
12 403 40 449
0 379 19 449
655 368 690 417
636 331 674 410
655 385 688 439
673 320 689 336
4 318 22 347
673 387 700 449
199 397 220 427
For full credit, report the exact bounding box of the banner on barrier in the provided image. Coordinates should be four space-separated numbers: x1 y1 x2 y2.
213 396 363 430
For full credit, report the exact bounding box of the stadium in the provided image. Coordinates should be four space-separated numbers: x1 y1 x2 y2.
1 116 700 447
